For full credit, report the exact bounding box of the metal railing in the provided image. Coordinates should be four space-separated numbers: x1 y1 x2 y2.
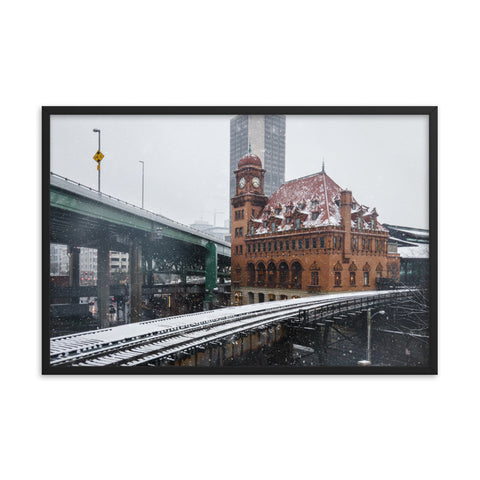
49 289 416 367
50 172 231 248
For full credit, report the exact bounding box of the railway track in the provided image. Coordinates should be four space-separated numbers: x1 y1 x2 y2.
49 289 413 367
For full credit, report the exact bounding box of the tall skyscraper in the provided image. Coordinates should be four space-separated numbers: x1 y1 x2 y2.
230 114 286 202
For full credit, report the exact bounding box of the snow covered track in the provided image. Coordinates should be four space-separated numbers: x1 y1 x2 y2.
49 289 414 367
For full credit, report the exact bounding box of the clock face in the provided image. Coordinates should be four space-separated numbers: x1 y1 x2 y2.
239 177 246 188
252 177 260 188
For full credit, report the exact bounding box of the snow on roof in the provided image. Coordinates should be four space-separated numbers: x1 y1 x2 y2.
389 236 420 247
383 224 430 239
392 227 429 238
252 171 386 235
398 244 429 259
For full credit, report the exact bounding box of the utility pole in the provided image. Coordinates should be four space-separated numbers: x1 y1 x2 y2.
92 129 103 192
358 309 385 366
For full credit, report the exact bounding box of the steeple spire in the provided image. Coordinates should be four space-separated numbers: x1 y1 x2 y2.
321 158 325 174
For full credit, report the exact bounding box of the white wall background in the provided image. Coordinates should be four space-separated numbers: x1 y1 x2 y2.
1 1 477 479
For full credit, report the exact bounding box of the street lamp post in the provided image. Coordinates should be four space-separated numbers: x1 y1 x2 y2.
139 160 144 208
357 309 386 366
93 129 101 192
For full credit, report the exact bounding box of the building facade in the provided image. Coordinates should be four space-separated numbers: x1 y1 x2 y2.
50 244 128 285
230 153 400 305
230 114 286 204
383 224 429 286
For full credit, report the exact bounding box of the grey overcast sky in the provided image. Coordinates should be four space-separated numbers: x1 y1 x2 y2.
50 114 429 229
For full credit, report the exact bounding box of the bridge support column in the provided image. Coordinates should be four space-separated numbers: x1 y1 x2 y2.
180 268 187 286
68 246 80 304
204 242 217 309
146 256 154 286
97 244 110 329
130 243 143 323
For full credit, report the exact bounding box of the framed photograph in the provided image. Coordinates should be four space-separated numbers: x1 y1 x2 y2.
42 106 437 374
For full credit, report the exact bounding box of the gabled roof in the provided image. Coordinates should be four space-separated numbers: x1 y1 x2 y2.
252 171 387 234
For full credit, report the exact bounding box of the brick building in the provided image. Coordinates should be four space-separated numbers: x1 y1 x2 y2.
231 153 400 305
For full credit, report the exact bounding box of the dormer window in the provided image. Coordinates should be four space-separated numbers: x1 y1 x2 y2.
312 212 319 220
295 218 301 229
250 225 254 235
286 217 292 224
263 221 268 228
357 218 362 228
371 219 375 229
298 203 305 210
271 222 276 232
275 208 281 215
312 200 319 209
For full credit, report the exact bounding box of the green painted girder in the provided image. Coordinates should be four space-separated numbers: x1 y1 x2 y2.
50 186 231 256
151 269 207 276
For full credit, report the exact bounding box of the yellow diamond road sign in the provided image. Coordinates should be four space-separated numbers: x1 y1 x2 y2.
93 150 104 162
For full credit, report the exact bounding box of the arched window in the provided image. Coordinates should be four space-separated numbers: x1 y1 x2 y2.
232 265 241 284
291 262 302 288
363 262 371 286
247 263 255 286
349 262 357 286
257 262 266 286
279 262 289 286
310 261 320 286
334 261 343 287
267 262 277 287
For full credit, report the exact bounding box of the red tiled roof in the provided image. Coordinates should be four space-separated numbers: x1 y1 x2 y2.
253 171 386 234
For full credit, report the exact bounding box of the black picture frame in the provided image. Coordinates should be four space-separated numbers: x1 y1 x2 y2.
42 106 437 375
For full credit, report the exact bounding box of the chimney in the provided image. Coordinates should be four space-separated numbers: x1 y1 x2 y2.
340 190 352 257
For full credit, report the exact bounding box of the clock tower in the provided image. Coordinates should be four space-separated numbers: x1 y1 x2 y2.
231 152 268 303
